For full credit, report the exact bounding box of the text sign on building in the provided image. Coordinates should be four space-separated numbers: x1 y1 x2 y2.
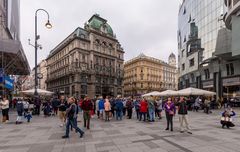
223 77 240 86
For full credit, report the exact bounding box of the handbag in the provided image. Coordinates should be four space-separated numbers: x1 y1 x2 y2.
169 110 174 115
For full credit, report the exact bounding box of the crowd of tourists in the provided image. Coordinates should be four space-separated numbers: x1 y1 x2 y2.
0 94 237 137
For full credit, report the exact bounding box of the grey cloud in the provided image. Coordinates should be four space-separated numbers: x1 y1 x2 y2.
20 0 181 69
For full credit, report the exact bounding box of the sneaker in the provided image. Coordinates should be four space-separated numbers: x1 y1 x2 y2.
80 132 84 138
60 124 63 127
171 129 173 132
187 131 192 134
62 135 69 139
165 128 169 130
180 131 184 133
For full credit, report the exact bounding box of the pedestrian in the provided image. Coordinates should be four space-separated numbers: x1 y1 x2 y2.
177 97 192 134
62 97 84 139
0 97 10 123
221 108 236 129
22 99 29 116
104 96 111 121
204 97 211 114
115 95 123 120
164 97 176 131
34 98 41 115
16 99 24 124
98 96 105 120
155 97 163 119
24 111 32 123
148 95 155 122
58 96 67 127
139 97 148 121
126 97 134 119
81 96 93 129
110 97 115 118
96 96 100 119
52 97 60 116
193 96 201 112
134 97 140 120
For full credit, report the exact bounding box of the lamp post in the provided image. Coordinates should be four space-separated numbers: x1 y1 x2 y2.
34 9 52 98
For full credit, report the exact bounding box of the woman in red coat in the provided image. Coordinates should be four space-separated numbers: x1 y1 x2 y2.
139 98 148 121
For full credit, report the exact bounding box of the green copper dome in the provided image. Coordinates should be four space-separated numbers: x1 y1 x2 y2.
88 14 114 36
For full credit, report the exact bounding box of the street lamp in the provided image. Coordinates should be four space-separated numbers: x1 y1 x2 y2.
34 9 52 99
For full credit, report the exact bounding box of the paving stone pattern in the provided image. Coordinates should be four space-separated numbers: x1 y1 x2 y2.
0 109 240 152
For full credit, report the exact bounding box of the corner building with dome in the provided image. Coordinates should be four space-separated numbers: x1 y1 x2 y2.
46 14 124 98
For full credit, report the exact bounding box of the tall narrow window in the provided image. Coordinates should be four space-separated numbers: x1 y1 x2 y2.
230 63 234 75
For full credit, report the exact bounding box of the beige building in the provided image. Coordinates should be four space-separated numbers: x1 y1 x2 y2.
38 60 47 90
46 14 124 98
124 53 177 96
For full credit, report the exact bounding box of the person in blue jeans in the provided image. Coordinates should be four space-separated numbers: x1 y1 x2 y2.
115 95 123 120
148 96 155 122
98 97 105 120
62 97 84 139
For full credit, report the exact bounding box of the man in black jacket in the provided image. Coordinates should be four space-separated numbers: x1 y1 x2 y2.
178 97 192 134
62 97 84 139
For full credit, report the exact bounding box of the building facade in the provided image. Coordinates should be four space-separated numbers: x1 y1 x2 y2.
0 0 30 96
46 14 124 98
178 0 240 99
124 53 177 96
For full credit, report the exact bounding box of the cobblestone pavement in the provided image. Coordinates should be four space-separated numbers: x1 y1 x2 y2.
0 108 240 152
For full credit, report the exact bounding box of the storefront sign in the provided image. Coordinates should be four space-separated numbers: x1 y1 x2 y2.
202 80 213 88
4 76 14 89
223 77 240 86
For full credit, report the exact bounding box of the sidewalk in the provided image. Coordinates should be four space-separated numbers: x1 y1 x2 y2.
0 108 240 152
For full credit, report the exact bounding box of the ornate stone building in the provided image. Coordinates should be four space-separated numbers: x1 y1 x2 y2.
46 14 124 98
124 53 177 96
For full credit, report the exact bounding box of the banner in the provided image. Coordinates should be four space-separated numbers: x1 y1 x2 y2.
4 76 14 90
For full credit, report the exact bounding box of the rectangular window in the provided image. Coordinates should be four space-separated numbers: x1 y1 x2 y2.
230 63 234 75
204 69 210 80
182 64 185 71
226 64 230 76
189 58 195 67
141 83 143 88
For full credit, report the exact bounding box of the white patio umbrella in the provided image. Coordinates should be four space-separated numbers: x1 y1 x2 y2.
142 91 161 97
177 87 216 96
158 90 179 96
21 89 54 96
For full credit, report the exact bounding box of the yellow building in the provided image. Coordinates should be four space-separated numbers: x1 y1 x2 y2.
124 53 177 96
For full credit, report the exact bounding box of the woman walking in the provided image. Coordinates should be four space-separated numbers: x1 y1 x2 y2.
164 97 176 131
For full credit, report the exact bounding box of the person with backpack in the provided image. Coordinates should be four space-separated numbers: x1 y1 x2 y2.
81 96 93 129
62 97 84 139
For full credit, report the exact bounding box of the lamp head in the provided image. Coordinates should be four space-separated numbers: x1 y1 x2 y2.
45 20 52 29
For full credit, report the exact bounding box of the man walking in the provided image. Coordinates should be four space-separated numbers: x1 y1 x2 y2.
62 97 84 138
178 97 192 134
115 95 123 120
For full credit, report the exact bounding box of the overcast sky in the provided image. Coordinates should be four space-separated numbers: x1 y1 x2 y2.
20 0 182 69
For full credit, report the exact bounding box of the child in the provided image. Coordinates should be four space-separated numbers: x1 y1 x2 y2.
24 112 32 123
221 108 236 129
